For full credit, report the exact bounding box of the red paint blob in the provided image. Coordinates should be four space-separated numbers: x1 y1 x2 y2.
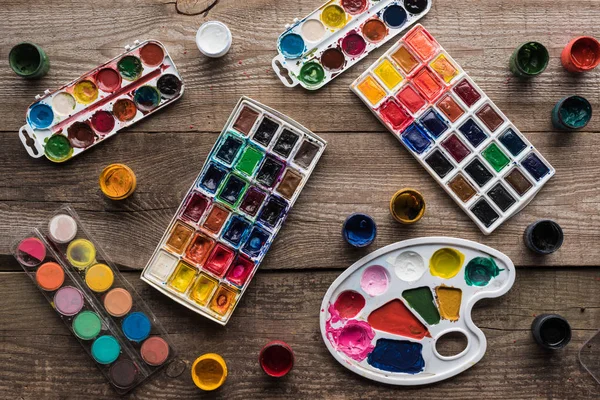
378 99 412 131
259 341 294 378
396 85 427 114
333 290 366 319
182 192 209 223
341 0 367 14
139 42 165 67
204 243 235 277
96 68 122 92
90 111 116 135
367 299 430 339
453 78 481 107
226 255 255 287
412 67 444 101
569 37 600 70
341 33 367 56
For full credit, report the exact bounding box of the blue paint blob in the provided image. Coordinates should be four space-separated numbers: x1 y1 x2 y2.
279 33 305 59
222 215 251 248
242 226 270 257
122 312 151 342
498 128 527 156
458 118 487 147
342 213 377 248
383 5 407 28
198 162 227 193
401 124 431 154
367 338 425 374
419 108 448 138
91 335 121 364
133 86 160 111
28 103 54 129
521 153 550 181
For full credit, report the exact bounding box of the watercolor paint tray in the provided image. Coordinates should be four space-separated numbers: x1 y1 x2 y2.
13 206 175 394
350 24 555 234
19 40 184 162
272 0 431 90
141 97 327 325
320 237 515 385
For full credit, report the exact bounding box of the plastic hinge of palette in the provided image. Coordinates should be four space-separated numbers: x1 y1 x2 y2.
350 24 555 235
19 39 184 162
320 237 516 385
141 96 327 325
272 0 432 90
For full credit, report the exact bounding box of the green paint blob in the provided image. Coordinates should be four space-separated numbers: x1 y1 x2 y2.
72 311 102 340
482 143 510 172
299 61 325 86
91 335 120 364
465 257 502 286
45 135 73 162
558 96 592 129
235 146 264 176
513 42 549 76
117 55 143 80
402 287 440 325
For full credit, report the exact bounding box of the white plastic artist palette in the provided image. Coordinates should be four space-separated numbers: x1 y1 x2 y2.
272 0 431 90
141 97 327 325
320 237 515 385
19 40 183 162
351 24 555 234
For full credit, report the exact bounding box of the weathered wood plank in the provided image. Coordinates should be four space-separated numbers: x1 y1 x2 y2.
0 128 598 269
0 268 598 399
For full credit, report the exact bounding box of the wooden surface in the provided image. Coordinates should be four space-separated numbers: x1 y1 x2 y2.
0 0 599 398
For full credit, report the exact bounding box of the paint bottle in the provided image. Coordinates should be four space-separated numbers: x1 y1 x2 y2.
561 36 600 73
509 42 549 78
531 314 571 350
523 220 564 255
191 353 227 391
99 164 137 200
551 96 592 131
196 21 232 58
342 213 377 248
259 341 294 378
8 42 50 79
389 188 426 224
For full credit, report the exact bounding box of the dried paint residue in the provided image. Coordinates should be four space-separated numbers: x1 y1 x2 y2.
360 265 389 296
326 319 375 361
402 287 440 325
333 290 365 319
367 299 430 339
367 338 425 374
464 257 502 286
435 285 462 321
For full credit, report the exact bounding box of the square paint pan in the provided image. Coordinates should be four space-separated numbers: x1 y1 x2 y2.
350 24 555 234
272 0 432 90
13 206 176 395
141 96 327 325
320 237 516 385
19 40 184 163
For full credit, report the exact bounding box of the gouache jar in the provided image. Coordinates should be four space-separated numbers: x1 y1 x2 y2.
99 163 137 200
509 42 549 78
389 188 426 224
551 96 592 131
561 36 600 72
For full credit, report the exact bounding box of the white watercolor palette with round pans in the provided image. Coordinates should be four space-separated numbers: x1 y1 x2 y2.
320 237 515 385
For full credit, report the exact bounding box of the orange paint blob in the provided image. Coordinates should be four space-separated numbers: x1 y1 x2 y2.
367 299 430 339
99 164 137 200
412 67 444 101
405 26 438 61
36 262 65 291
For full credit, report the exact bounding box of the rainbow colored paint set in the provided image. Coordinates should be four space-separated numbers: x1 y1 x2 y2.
141 97 327 325
351 24 555 234
272 0 431 90
13 207 175 394
321 237 516 385
19 40 183 162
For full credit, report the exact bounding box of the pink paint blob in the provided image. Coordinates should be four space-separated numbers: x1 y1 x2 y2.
333 290 365 319
326 319 375 361
341 32 367 56
360 265 389 296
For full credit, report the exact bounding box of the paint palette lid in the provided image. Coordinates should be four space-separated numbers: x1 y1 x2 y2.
320 237 516 385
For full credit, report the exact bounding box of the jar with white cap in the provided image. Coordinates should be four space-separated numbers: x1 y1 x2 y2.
196 21 232 58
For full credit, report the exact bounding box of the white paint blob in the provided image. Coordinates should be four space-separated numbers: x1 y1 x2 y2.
48 214 77 244
301 19 326 42
196 21 232 58
52 92 76 116
360 265 389 296
388 251 426 282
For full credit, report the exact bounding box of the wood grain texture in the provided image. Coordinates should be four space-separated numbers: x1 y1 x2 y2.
0 269 599 399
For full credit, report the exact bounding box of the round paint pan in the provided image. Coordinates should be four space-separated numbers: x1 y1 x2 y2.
523 220 564 254
561 36 600 73
51 92 76 117
85 263 114 293
321 48 345 71
16 237 46 267
389 188 426 224
90 110 116 136
95 68 122 92
383 4 408 28
300 19 326 43
139 42 165 67
27 102 54 130
122 312 151 342
140 336 170 366
278 33 305 59
341 0 367 15
66 238 96 270
35 262 65 291
342 213 377 248
362 19 388 43
298 61 325 87
551 95 592 131
45 134 73 163
112 98 138 122
103 287 133 317
117 55 143 81
531 314 571 350
341 32 366 57
91 335 121 364
133 85 161 112
72 311 102 340
67 121 97 149
109 359 139 389
191 353 227 391
321 4 347 29
54 286 84 316
259 341 294 377
157 74 183 99
72 80 99 105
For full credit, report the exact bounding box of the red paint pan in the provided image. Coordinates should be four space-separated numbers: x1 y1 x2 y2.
259 341 294 377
